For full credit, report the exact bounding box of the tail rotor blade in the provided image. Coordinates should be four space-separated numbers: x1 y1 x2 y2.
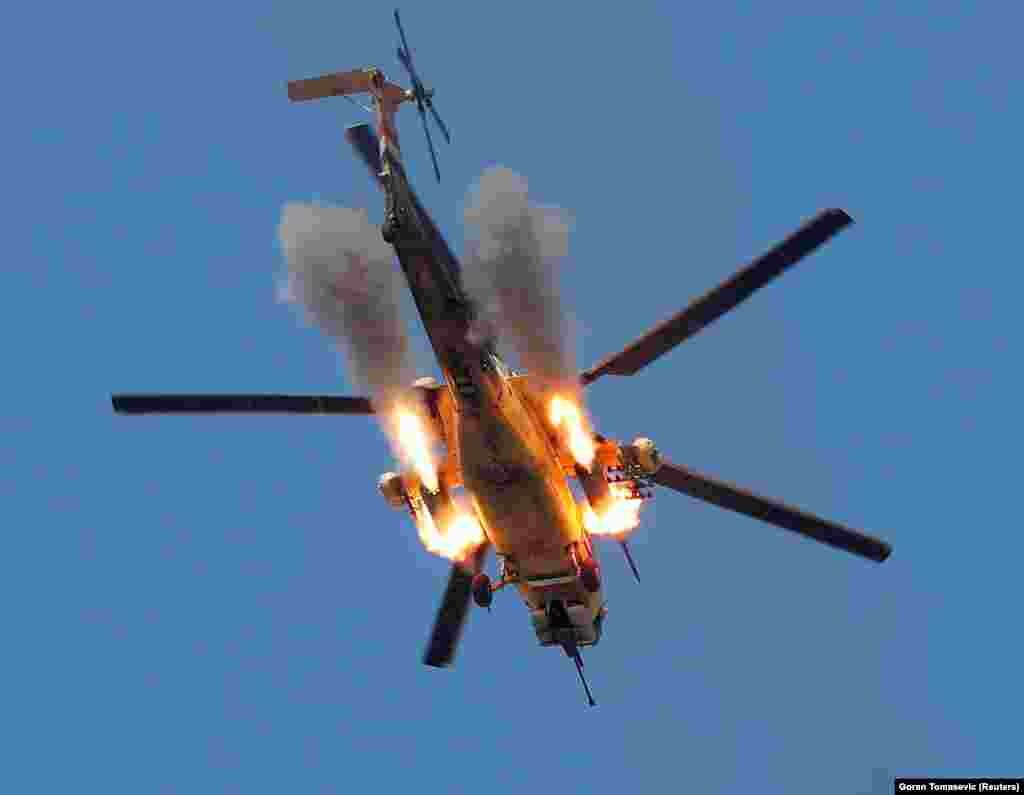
426 99 451 144
418 105 442 182
394 10 414 70
396 45 420 87
393 11 451 151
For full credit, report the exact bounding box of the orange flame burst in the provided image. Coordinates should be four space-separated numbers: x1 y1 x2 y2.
582 490 644 538
417 508 487 564
548 395 595 471
394 408 439 494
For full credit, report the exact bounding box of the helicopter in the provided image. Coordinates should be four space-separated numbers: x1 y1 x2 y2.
111 10 892 707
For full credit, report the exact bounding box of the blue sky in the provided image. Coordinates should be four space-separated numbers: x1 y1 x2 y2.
6 1 1021 792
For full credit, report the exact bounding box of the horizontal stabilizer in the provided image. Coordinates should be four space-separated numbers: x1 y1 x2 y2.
287 70 372 102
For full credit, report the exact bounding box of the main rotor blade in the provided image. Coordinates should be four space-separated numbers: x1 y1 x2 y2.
651 459 891 562
111 394 374 415
423 543 488 668
580 209 853 385
418 104 442 182
426 99 451 144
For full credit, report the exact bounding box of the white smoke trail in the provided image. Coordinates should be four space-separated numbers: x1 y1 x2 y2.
462 166 575 390
276 201 416 414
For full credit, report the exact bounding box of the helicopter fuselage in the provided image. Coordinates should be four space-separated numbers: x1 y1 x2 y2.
386 174 604 644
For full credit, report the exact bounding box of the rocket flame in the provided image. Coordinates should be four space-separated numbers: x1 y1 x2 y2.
582 493 644 538
395 408 439 494
549 395 596 471
417 508 487 564
390 405 485 563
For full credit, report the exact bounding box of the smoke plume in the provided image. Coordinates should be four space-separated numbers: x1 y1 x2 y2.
462 166 575 391
277 202 415 413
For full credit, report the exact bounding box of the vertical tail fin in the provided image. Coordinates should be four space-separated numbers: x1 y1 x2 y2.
345 123 385 187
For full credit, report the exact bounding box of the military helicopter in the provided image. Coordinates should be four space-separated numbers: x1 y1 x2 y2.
111 10 891 707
